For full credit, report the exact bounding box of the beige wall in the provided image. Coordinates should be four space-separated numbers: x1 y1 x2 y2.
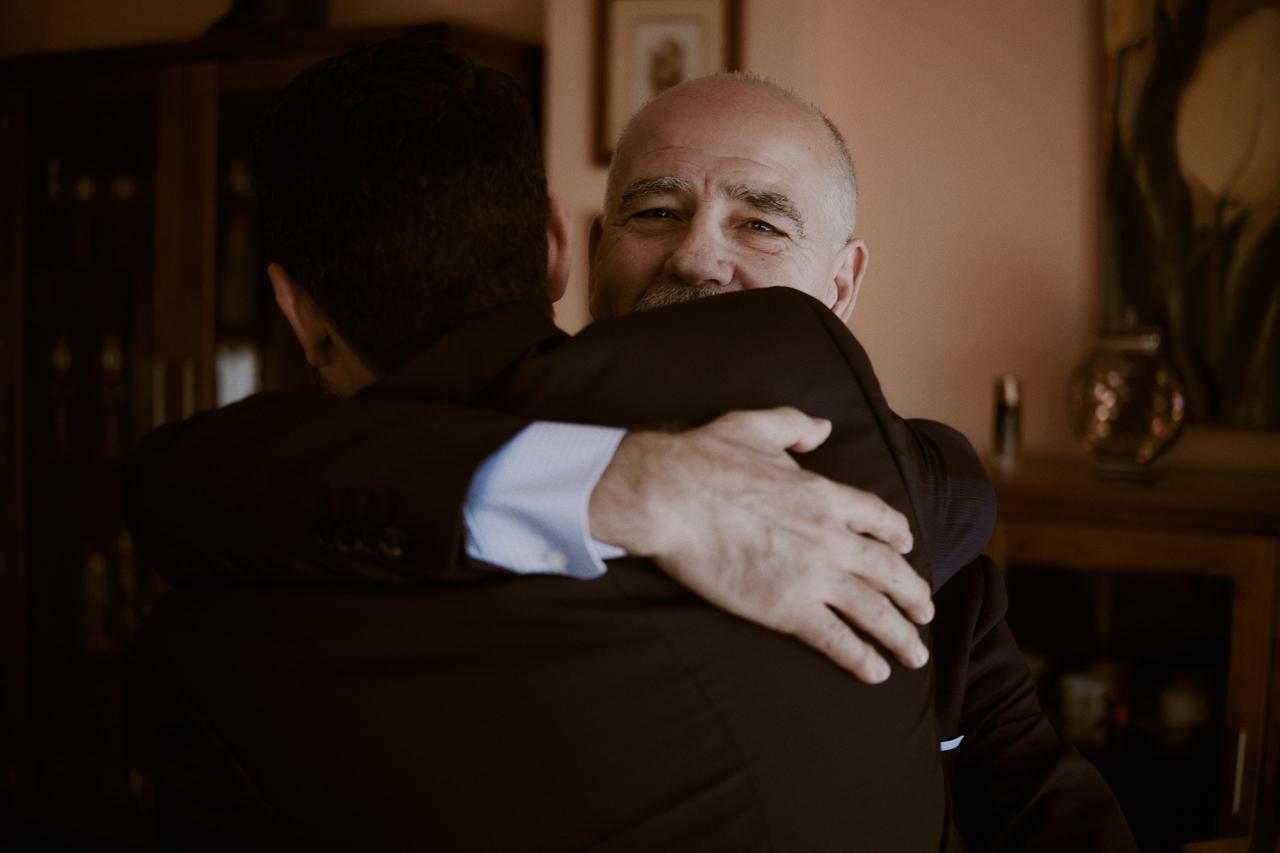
544 0 608 330
0 0 231 55
5 0 1274 465
0 0 541 56
548 0 1279 467
547 0 1096 454
798 0 1099 458
328 0 541 40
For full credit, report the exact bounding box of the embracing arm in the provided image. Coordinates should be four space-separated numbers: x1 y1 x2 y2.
125 391 530 585
127 392 931 683
790 295 996 590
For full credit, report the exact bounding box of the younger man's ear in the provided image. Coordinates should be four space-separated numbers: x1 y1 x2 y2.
545 192 572 303
830 239 869 323
268 262 333 369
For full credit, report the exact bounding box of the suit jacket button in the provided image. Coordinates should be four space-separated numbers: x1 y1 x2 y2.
312 526 335 550
380 526 406 559
334 529 355 555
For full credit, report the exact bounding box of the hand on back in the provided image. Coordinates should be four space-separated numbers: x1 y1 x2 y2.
589 406 933 684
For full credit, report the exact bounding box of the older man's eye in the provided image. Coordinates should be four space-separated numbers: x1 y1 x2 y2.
632 208 675 220
745 219 782 235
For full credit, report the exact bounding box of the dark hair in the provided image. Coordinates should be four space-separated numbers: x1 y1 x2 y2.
253 40 550 372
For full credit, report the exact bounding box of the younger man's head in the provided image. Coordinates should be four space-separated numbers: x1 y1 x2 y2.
255 40 569 394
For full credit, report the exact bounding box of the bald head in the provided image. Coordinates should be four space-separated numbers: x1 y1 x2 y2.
589 73 871 322
607 73 859 240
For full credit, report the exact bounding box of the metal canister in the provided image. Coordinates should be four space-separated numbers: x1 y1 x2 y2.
993 375 1021 472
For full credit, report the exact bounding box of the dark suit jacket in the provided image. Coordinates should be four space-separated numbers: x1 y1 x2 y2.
128 289 1133 851
933 557 1136 852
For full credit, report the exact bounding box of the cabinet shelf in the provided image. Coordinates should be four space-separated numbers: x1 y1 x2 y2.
989 457 1280 851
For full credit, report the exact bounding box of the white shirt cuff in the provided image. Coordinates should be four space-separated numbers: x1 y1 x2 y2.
463 422 628 578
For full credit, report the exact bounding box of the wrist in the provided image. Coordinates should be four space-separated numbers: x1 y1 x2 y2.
588 431 678 556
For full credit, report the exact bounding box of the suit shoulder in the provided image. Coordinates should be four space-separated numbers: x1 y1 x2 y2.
715 287 845 331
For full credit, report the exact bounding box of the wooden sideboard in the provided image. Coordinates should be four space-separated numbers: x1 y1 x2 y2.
988 457 1280 852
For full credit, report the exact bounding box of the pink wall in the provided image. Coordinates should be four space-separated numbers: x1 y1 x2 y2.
0 0 231 56
328 0 541 40
549 0 1280 467
0 0 542 57
4 0 1273 466
542 0 1100 450
794 0 1101 456
548 0 1099 454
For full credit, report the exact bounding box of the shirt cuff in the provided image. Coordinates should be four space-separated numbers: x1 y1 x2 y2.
463 422 628 578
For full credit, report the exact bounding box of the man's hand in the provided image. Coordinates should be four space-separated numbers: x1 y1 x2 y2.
589 407 933 684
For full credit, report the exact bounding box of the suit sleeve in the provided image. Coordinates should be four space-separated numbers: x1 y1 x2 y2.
129 595 294 848
798 298 996 590
893 418 997 591
125 391 529 585
935 558 1138 852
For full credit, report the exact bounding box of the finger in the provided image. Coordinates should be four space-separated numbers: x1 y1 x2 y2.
825 481 913 555
780 412 832 453
708 407 832 455
790 606 892 683
830 575 930 670
839 536 933 625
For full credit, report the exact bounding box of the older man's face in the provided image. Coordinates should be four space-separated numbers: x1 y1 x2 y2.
589 82 862 320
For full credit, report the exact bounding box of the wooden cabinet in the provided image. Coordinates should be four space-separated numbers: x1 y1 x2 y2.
0 27 540 847
988 459 1280 852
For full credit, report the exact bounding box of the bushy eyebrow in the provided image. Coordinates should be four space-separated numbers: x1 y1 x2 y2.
617 175 806 238
727 183 805 237
618 176 695 210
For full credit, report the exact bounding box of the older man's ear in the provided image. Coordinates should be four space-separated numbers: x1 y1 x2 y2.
830 239 870 323
546 192 572 304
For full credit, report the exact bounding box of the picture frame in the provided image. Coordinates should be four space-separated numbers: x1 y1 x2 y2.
596 0 740 163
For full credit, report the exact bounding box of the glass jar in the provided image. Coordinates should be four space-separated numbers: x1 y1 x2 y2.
1066 329 1187 478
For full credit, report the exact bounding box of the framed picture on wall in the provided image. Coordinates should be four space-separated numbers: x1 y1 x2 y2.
596 0 740 162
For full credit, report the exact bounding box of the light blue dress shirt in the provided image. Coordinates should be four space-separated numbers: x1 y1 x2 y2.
463 422 628 577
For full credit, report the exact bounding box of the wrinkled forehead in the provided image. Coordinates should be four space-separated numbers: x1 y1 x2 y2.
611 87 837 211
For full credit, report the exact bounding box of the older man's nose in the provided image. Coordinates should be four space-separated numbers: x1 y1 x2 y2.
664 223 731 287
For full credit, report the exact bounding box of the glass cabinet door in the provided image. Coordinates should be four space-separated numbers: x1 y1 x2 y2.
214 87 312 405
999 521 1275 852
0 27 543 847
14 77 163 848
0 86 28 845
